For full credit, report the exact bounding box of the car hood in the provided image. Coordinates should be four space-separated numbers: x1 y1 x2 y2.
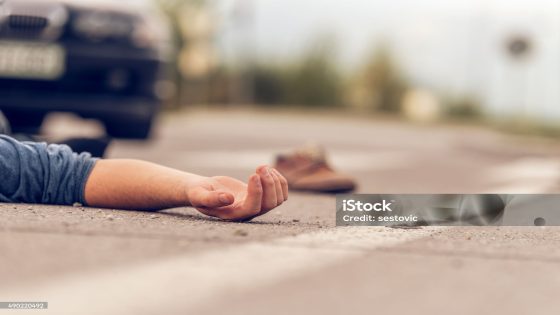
58 0 154 11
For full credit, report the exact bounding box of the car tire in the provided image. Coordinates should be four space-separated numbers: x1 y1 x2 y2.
2 110 45 134
104 117 154 139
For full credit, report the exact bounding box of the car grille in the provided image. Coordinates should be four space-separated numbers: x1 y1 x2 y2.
6 14 49 36
8 14 48 30
0 1 66 40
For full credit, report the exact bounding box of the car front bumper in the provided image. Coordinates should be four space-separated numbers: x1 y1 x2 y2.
0 42 164 120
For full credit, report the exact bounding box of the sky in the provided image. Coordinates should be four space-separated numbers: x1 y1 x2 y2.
216 0 556 65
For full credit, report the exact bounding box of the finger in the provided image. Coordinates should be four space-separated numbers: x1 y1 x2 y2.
257 165 278 210
269 169 284 205
189 187 234 208
196 207 233 220
272 168 289 201
242 174 263 216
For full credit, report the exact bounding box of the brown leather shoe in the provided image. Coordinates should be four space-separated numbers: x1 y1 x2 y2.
274 145 356 193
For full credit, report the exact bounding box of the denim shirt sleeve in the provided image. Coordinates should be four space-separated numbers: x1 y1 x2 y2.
0 135 97 205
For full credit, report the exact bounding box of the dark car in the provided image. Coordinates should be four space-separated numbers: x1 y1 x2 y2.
0 0 172 139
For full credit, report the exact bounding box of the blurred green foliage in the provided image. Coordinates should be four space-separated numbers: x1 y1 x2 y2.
284 41 342 107
244 42 408 111
350 45 408 112
154 0 186 108
155 0 208 108
444 96 483 119
155 1 482 123
248 38 342 107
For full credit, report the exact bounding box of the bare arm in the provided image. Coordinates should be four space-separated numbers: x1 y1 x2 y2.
84 159 288 221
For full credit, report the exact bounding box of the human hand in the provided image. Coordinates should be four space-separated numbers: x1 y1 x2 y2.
186 165 288 221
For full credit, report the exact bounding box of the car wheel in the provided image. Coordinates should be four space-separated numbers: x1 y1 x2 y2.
2 110 46 134
104 118 154 139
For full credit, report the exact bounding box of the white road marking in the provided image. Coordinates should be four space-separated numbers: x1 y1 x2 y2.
1 227 440 315
486 158 560 193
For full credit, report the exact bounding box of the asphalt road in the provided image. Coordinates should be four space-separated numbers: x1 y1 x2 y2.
2 108 560 315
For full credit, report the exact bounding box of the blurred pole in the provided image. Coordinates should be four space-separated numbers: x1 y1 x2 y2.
467 0 487 105
229 0 256 105
177 1 217 106
505 35 532 117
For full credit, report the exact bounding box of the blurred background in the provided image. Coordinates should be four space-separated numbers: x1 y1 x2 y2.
2 0 559 137
157 0 560 132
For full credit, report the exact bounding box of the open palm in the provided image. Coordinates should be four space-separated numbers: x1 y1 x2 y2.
187 165 288 221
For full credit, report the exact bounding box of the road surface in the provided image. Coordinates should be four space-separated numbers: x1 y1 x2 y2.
2 108 560 315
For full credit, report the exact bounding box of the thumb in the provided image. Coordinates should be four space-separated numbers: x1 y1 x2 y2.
189 187 234 208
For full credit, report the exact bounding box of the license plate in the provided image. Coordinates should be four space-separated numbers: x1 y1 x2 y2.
0 41 65 80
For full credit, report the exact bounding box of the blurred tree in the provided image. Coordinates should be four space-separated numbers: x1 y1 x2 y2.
250 64 287 104
247 35 342 107
155 0 211 107
286 37 342 107
351 44 408 113
445 96 482 119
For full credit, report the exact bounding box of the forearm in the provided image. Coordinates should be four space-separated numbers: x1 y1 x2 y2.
84 159 201 210
1 136 287 220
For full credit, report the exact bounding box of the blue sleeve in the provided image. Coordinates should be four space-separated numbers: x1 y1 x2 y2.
0 135 97 205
